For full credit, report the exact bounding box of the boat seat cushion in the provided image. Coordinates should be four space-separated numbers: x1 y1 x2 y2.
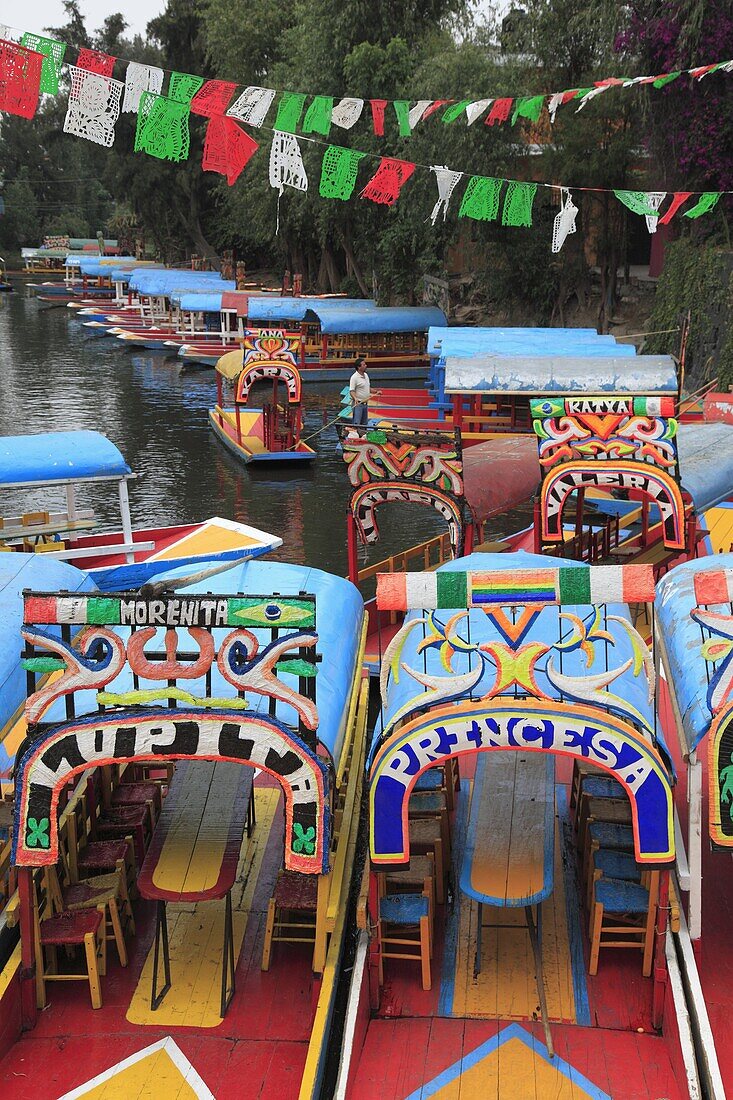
40 909 103 945
380 893 429 925
589 822 634 851
582 776 625 800
414 770 443 793
273 870 318 911
594 877 650 914
593 850 641 882
78 839 130 869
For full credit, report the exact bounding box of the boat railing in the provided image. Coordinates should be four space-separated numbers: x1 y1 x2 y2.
357 531 453 611
677 375 719 418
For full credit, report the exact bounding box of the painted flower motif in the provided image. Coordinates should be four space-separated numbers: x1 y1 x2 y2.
292 823 316 855
26 816 50 849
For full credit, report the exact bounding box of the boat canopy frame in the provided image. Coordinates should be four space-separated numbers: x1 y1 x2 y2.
12 587 331 876
369 561 675 868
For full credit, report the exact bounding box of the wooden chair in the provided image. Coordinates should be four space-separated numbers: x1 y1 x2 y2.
376 875 432 991
46 864 133 969
582 822 635 890
383 855 435 948
588 871 660 977
578 795 632 864
574 772 625 829
111 779 161 830
97 803 151 865
409 818 446 904
261 870 318 971
586 848 643 911
33 875 106 1009
414 760 458 812
408 790 451 864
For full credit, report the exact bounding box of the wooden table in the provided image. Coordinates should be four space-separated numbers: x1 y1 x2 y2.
137 760 255 1016
460 752 556 1055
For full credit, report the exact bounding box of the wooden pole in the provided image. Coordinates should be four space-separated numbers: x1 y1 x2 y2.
18 869 38 1031
347 514 359 584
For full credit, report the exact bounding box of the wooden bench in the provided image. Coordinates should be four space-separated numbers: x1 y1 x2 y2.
137 760 255 1016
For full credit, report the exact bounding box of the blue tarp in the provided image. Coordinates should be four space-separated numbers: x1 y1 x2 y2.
247 297 376 324
0 555 96 774
656 554 733 753
34 559 364 771
428 327 621 358
308 304 446 334
376 550 656 760
0 431 131 486
678 423 733 512
444 354 677 394
129 269 235 295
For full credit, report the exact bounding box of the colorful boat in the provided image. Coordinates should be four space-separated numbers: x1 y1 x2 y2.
336 552 714 1098
655 553 733 1093
0 430 282 587
209 332 316 464
0 556 368 1098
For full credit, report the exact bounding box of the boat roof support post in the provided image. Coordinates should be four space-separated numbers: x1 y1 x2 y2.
18 867 37 1031
117 478 135 564
688 751 703 941
65 483 76 523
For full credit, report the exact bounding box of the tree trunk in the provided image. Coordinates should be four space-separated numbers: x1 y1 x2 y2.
337 227 370 297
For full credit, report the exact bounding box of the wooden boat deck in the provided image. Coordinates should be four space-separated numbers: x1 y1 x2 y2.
348 755 684 1100
0 776 320 1099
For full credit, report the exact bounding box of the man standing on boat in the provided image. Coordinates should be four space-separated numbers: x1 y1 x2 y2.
350 359 379 426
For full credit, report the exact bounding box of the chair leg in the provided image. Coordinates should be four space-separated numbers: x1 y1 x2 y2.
589 901 603 975
108 898 128 967
84 930 103 1009
261 897 276 971
419 915 431 991
642 873 659 978
433 838 445 905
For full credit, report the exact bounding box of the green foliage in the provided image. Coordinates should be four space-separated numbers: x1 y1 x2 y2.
646 237 733 388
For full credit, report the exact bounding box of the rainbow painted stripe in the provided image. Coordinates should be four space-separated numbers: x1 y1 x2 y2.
376 564 655 611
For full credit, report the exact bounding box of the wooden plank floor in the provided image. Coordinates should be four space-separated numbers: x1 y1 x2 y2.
348 1018 685 1099
0 777 317 1099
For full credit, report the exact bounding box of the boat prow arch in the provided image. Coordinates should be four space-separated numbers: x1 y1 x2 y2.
368 698 675 866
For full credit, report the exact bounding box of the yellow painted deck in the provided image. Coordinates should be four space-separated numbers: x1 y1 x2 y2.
59 1038 212 1099
423 1031 601 1100
126 786 279 1028
216 408 267 455
702 503 733 554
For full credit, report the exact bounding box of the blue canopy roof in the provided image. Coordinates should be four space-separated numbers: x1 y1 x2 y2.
308 304 446 334
0 555 95 773
376 550 656 759
129 269 235 295
34 559 364 771
444 354 676 394
176 292 226 313
655 555 733 753
428 326 631 358
247 297 377 324
678 423 733 512
0 431 131 486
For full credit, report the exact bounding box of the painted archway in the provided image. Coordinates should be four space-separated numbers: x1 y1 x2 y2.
369 699 674 865
236 360 302 405
540 460 685 549
13 707 330 873
351 481 465 556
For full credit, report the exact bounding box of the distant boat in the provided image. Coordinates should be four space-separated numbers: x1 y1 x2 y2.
0 429 282 588
209 333 316 465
